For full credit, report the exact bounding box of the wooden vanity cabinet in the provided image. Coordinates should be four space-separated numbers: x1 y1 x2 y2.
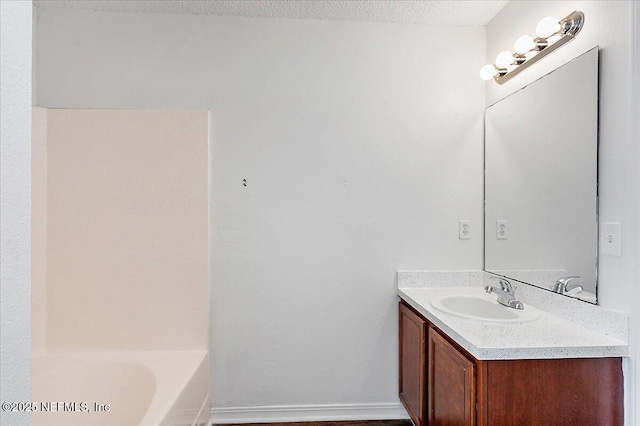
398 300 624 426
398 301 428 426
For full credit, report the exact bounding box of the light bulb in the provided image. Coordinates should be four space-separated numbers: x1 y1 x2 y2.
495 51 514 69
547 34 562 45
536 16 560 38
514 35 535 54
479 64 497 80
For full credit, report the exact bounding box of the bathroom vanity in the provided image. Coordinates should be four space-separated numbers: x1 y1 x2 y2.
397 272 627 426
395 46 631 425
397 44 627 426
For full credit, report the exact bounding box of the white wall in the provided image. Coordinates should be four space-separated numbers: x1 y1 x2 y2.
34 9 485 418
486 1 638 424
630 2 640 424
0 1 32 425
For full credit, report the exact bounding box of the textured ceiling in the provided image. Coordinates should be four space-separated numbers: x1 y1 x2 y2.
33 1 508 26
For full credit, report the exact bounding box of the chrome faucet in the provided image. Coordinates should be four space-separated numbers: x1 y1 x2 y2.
552 276 583 296
485 276 524 310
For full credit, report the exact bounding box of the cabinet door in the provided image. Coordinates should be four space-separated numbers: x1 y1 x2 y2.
399 302 427 426
428 326 476 426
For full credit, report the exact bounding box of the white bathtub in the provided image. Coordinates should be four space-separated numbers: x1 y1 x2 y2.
32 351 209 426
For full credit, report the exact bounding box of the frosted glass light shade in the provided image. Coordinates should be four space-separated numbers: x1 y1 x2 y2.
536 16 560 38
480 64 498 80
495 51 514 69
514 35 536 54
547 34 562 45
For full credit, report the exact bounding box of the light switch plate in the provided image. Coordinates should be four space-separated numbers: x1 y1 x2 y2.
600 222 621 256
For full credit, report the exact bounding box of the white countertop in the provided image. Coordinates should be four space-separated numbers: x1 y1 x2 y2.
399 285 628 360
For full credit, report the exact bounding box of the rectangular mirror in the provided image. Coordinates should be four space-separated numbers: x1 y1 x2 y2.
484 47 599 304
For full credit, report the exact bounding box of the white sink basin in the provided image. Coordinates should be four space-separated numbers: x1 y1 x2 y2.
431 294 540 323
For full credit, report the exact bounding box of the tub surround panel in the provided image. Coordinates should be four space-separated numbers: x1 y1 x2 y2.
31 108 211 426
44 109 209 351
398 271 628 360
32 107 48 357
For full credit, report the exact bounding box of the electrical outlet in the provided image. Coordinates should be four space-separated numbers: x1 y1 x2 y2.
600 222 621 256
496 220 508 240
459 220 471 240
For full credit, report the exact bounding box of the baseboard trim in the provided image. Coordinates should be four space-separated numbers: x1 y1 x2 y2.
210 402 409 424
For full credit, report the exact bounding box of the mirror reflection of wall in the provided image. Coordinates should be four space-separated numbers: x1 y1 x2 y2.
484 47 599 304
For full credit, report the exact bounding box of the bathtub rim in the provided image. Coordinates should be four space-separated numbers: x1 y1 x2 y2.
31 350 208 426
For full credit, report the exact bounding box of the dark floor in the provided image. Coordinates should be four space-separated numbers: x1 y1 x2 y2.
215 421 413 426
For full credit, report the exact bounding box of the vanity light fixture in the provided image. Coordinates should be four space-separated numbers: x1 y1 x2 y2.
480 10 585 84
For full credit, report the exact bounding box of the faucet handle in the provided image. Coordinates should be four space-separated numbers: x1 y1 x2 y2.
557 276 581 285
553 276 582 295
